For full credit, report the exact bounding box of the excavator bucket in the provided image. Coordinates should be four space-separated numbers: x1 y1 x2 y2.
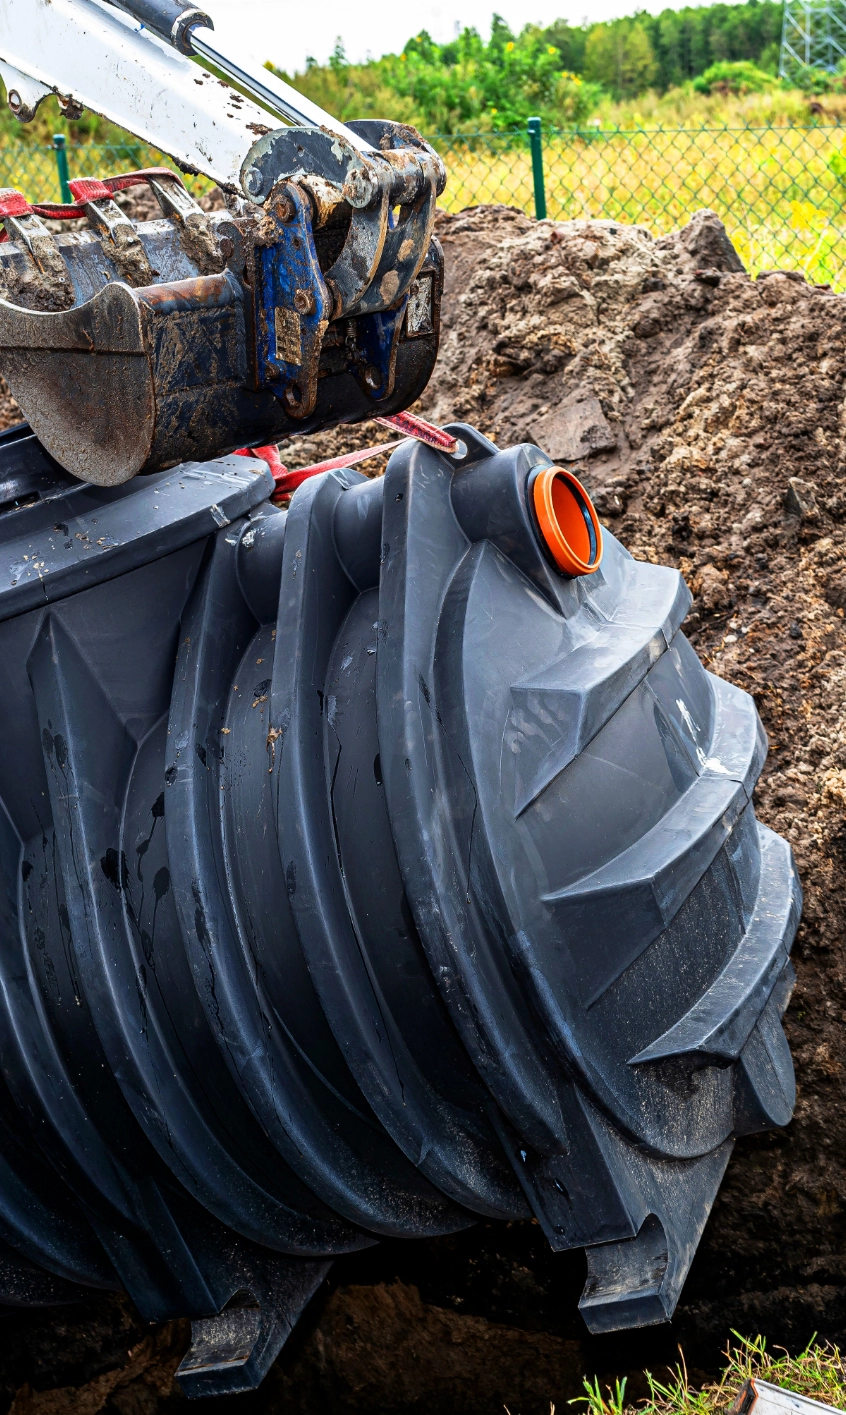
0 148 443 484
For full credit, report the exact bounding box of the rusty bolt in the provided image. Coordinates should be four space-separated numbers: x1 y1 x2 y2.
219 237 235 260
364 365 383 390
326 279 343 319
342 170 377 209
274 195 296 223
293 288 316 315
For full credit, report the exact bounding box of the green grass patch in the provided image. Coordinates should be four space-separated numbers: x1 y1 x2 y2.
572 1334 846 1415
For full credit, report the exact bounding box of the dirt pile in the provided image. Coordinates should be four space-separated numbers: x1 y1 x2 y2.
4 204 846 1413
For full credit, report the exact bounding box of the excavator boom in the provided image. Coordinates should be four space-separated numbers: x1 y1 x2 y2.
0 0 371 178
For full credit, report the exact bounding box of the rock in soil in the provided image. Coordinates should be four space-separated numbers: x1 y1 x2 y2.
3 204 846 1412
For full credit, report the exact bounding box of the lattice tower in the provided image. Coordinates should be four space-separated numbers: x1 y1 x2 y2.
780 0 846 79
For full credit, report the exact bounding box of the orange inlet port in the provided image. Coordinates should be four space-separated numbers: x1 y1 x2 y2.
531 466 603 577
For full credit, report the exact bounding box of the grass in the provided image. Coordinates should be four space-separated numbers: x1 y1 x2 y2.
571 1333 846 1415
588 85 846 130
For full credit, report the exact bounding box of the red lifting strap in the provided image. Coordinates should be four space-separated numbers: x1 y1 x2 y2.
0 189 32 242
28 200 96 219
234 415 461 501
234 440 407 498
270 441 403 496
24 167 188 221
67 177 112 202
0 190 32 219
233 442 399 497
102 167 185 194
233 445 286 479
374 410 459 453
0 166 188 243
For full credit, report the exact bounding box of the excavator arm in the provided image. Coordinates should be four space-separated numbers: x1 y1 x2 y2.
0 0 445 483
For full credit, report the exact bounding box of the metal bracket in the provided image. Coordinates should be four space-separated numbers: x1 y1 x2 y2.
81 196 155 286
0 202 74 307
337 120 441 319
343 185 437 319
0 58 51 123
242 122 443 321
254 182 330 420
324 187 390 317
354 297 410 403
241 126 382 209
147 172 205 222
146 172 223 273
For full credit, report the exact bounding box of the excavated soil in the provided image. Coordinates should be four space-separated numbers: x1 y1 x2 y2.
3 205 846 1413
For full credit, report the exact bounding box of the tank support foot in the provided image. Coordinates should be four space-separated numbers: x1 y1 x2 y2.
175 1257 331 1398
578 1118 733 1333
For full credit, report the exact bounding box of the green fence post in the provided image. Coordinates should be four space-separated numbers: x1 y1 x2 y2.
527 116 546 221
53 134 71 204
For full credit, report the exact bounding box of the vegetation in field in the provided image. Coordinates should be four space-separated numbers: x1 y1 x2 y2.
279 38 846 135
692 59 776 94
267 24 602 134
545 2 783 95
434 117 846 286
586 83 846 128
275 0 802 130
2 0 846 145
573 1333 846 1415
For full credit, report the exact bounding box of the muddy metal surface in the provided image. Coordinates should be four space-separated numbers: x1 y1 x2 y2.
1 205 846 1413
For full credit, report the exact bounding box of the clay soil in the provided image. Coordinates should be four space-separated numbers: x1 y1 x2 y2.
3 205 846 1414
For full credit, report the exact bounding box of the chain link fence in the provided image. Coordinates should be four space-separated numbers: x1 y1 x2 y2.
0 138 210 204
432 123 846 290
4 126 846 288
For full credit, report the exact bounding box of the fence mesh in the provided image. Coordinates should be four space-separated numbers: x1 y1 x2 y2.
0 140 211 204
4 127 846 288
433 125 846 290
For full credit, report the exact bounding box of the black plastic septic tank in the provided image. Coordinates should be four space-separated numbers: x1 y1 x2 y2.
0 420 799 1396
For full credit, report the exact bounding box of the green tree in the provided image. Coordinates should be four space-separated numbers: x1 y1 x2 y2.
277 0 791 129
280 17 602 132
639 1 783 91
543 19 588 74
583 18 658 98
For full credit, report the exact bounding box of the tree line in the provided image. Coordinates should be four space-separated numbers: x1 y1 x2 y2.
548 1 782 98
277 0 787 132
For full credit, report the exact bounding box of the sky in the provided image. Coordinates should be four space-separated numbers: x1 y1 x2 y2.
208 0 712 74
